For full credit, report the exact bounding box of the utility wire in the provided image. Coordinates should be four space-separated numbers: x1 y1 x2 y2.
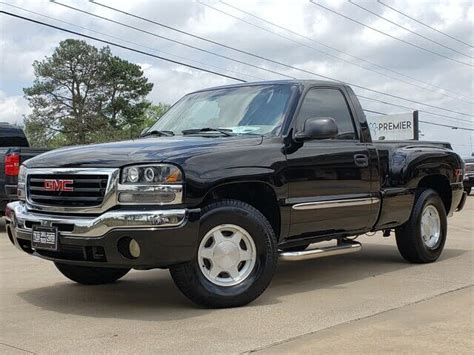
2 8 470 130
362 108 474 131
0 11 246 83
50 1 295 80
221 0 472 102
79 0 474 119
357 96 473 125
0 3 264 82
309 0 473 68
377 0 473 49
200 1 473 106
363 109 387 115
348 0 472 60
419 120 474 131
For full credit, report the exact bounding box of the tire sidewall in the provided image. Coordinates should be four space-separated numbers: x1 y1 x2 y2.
189 202 277 303
413 190 447 262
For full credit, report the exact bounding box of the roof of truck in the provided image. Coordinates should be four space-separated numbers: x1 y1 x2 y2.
190 80 346 94
0 122 26 136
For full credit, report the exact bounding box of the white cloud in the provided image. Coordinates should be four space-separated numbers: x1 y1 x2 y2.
140 62 234 104
0 0 472 155
0 91 30 125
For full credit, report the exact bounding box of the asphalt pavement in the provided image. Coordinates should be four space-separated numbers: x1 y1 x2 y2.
1 198 473 354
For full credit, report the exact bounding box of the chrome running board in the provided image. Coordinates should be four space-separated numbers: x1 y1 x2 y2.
279 241 361 261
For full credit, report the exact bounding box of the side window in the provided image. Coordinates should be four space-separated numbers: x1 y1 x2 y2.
296 88 357 140
0 134 29 147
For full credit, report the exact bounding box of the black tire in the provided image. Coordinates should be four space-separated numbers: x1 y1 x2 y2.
170 199 278 308
465 186 471 195
395 188 447 263
280 244 310 252
54 262 130 285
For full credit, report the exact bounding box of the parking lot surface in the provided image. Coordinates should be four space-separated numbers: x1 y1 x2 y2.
1 199 473 354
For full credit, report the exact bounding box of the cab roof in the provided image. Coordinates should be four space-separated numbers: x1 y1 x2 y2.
190 80 348 94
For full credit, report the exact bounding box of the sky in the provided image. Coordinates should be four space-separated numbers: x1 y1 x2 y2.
0 0 473 157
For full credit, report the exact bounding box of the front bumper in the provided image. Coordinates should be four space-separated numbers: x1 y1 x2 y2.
4 201 201 269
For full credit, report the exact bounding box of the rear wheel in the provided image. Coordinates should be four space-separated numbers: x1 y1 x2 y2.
465 186 471 195
395 189 447 263
54 262 130 285
170 200 278 308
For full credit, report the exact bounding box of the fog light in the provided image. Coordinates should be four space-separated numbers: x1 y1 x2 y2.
129 239 141 258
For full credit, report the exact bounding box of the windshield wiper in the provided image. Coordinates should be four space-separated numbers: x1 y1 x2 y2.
140 129 174 137
182 128 234 136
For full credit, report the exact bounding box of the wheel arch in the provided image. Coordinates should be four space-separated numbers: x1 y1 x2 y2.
201 181 282 239
417 174 451 213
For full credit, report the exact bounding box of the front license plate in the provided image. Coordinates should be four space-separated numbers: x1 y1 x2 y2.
32 226 58 251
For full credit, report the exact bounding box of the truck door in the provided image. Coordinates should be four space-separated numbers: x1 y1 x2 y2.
285 87 378 237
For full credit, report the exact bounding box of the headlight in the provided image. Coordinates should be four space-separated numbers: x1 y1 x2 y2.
119 164 183 205
17 165 27 201
121 164 182 184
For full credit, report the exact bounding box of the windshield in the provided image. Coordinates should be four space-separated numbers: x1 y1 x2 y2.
149 84 296 136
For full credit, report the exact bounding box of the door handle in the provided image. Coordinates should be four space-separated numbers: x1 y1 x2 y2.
354 154 369 167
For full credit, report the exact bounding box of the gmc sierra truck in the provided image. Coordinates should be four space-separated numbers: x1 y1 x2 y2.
4 80 467 308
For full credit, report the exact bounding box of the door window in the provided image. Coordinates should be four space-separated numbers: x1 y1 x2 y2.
296 88 357 140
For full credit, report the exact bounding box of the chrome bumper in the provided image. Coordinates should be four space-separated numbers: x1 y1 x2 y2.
5 201 188 238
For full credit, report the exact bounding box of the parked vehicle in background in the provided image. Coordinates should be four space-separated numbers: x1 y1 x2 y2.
4 80 467 308
463 158 474 195
0 123 49 215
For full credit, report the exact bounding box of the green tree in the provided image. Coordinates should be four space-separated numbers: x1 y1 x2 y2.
23 39 153 147
105 103 171 141
141 103 170 128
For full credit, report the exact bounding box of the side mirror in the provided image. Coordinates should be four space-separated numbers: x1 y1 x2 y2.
294 117 338 142
140 127 149 137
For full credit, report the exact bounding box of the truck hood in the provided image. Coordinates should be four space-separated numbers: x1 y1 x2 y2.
24 136 263 168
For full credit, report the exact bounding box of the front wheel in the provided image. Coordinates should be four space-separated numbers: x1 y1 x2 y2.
465 186 471 195
54 262 130 285
170 200 278 308
395 189 447 263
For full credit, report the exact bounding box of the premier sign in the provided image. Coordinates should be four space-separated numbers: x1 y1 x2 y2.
367 111 419 141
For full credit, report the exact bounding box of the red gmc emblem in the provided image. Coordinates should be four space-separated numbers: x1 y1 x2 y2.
43 179 74 192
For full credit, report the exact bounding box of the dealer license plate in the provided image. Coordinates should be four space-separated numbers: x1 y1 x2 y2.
32 226 58 251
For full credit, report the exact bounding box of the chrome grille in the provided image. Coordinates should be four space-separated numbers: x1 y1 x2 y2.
28 174 109 207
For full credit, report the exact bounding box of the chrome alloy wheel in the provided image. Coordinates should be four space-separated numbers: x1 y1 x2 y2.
420 205 441 249
198 224 257 287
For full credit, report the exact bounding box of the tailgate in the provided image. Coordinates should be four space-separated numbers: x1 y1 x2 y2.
3 147 49 199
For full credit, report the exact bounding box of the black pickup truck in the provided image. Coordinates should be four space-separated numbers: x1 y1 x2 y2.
4 80 466 308
0 123 48 215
